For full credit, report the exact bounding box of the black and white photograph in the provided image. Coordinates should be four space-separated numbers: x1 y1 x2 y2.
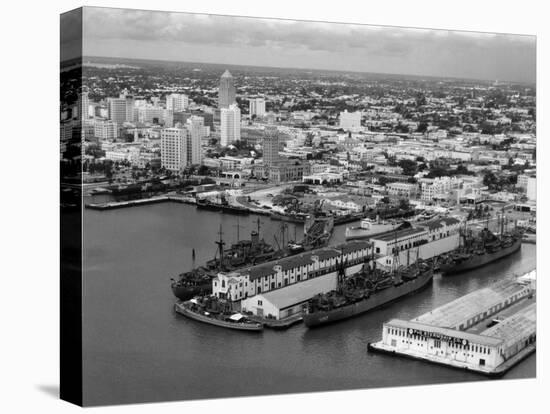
5 1 548 412
57 5 540 407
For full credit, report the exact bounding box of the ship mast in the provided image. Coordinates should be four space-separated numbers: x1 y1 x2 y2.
215 224 226 271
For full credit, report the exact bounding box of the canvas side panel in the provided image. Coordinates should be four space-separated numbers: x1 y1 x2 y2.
60 7 83 407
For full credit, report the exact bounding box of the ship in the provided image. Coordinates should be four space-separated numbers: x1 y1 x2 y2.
171 221 276 301
303 256 434 328
439 214 523 275
171 216 333 301
175 297 263 331
345 216 408 240
196 193 249 215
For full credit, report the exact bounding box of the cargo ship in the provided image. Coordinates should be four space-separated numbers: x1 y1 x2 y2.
439 217 522 275
175 297 263 331
171 217 334 301
303 258 434 328
171 222 276 301
196 194 249 215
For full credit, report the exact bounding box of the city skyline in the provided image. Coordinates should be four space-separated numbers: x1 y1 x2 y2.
64 7 537 83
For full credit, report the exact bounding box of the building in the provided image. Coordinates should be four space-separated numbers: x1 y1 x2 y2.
339 110 362 131
94 120 118 140
420 176 462 202
517 174 536 201
249 98 266 117
218 70 236 109
166 93 189 112
220 104 241 146
371 217 461 268
213 241 372 319
76 90 90 121
262 126 281 167
370 273 536 375
107 96 129 126
386 182 419 198
185 116 207 165
160 127 188 171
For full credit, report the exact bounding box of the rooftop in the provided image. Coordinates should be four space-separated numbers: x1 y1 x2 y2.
481 302 536 346
413 279 530 329
373 227 427 242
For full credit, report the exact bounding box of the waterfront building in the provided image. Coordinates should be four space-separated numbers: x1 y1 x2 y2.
371 217 461 269
339 110 362 131
160 127 188 171
213 241 372 319
218 70 236 109
370 272 536 375
419 176 462 202
94 119 118 140
249 98 266 117
166 93 189 112
220 104 241 146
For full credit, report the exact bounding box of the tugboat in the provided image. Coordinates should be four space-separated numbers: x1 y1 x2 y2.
303 251 434 328
175 296 263 332
440 213 522 275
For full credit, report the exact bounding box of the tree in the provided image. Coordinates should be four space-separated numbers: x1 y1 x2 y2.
398 159 418 176
417 122 429 133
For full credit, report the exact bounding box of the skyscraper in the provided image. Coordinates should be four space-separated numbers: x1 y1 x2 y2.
218 70 236 109
220 104 241 146
249 98 266 117
108 96 130 126
262 126 280 167
186 116 206 165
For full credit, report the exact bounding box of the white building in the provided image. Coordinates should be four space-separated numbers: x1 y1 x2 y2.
371 275 536 375
166 93 189 112
220 104 241 146
339 110 362 131
107 97 128 126
212 241 372 318
420 176 462 202
185 116 207 165
160 127 188 171
94 120 118 140
249 98 266 117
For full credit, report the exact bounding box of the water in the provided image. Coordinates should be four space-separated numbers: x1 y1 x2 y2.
82 202 536 406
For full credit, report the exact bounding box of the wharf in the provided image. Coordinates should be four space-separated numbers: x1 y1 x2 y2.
368 273 536 377
85 195 196 210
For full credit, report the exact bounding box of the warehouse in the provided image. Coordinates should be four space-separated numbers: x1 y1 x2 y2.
369 273 536 376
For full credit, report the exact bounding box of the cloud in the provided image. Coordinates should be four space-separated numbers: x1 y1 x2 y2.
81 7 535 82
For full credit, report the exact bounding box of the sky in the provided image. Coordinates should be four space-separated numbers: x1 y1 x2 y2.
63 7 536 83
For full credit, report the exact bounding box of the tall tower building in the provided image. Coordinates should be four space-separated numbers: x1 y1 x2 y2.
218 70 236 109
262 126 281 167
107 96 131 126
186 116 206 165
160 127 188 171
220 104 241 146
249 98 266 117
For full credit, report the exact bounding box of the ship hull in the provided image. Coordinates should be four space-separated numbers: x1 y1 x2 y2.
171 283 212 301
440 238 522 275
174 302 263 331
303 270 433 328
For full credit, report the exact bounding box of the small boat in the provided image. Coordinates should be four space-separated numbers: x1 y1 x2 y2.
174 298 263 332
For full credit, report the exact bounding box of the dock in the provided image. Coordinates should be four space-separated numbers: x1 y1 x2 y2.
369 271 536 377
85 195 196 210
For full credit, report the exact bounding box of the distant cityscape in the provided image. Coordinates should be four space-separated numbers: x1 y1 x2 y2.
61 57 536 213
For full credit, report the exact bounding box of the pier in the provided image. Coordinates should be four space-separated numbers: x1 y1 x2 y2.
85 195 196 210
368 271 536 377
